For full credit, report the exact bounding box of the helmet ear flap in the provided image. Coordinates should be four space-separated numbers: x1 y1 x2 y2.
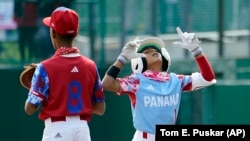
131 57 147 73
161 48 171 72
162 57 168 71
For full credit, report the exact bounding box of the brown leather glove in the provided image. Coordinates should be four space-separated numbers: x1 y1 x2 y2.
19 63 37 90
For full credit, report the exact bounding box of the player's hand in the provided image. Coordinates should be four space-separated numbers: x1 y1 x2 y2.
173 27 202 56
117 36 145 64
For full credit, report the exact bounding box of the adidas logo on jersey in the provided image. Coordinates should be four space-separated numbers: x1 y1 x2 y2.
55 132 62 138
71 66 79 72
146 84 154 90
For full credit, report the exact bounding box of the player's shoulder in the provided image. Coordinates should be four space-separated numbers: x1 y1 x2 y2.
80 55 96 64
168 72 186 79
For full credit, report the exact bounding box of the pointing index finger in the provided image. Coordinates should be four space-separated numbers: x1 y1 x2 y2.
134 36 139 41
134 36 142 44
176 27 185 41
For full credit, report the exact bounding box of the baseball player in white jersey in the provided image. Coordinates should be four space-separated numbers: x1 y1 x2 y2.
101 27 216 141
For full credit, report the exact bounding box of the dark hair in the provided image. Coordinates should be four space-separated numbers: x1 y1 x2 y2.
56 31 76 42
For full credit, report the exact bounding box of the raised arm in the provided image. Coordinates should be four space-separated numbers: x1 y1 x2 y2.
173 27 216 90
195 53 215 81
102 60 124 93
102 37 144 92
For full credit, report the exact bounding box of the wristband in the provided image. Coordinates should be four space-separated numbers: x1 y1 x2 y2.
117 55 128 65
191 46 202 57
106 65 120 79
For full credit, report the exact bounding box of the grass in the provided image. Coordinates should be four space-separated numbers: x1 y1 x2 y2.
0 41 47 66
0 42 21 64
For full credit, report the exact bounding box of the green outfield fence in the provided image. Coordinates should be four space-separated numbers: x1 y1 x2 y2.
1 59 250 141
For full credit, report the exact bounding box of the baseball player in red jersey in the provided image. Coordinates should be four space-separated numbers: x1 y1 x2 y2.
102 27 216 141
24 6 106 141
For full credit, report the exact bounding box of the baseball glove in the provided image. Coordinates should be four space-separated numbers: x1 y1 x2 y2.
19 63 38 90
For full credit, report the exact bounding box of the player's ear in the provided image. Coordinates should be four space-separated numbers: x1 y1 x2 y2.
51 29 57 38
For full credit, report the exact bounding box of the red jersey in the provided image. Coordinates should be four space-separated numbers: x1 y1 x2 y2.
38 55 104 121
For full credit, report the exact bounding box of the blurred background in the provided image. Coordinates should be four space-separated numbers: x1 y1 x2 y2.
0 0 250 141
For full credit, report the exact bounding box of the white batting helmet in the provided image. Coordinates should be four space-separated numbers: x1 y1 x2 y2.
131 37 171 73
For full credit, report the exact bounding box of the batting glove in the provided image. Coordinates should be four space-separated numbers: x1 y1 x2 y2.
173 27 202 57
117 37 145 64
